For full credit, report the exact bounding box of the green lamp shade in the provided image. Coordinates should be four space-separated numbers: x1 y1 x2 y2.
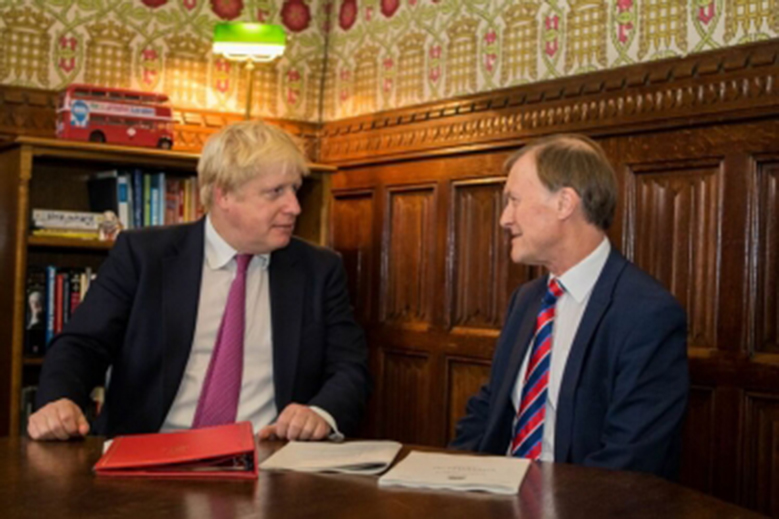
213 23 286 62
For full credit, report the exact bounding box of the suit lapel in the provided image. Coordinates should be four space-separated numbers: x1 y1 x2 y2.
483 278 547 447
160 220 205 428
554 249 627 462
269 242 303 411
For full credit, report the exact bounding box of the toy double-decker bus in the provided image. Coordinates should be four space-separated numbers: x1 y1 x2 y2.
56 84 174 149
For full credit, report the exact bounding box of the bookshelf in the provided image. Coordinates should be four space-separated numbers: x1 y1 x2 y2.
0 136 335 437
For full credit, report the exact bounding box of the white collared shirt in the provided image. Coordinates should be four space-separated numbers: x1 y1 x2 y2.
510 238 611 461
162 216 339 436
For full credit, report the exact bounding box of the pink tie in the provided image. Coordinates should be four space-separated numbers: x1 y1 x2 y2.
192 253 252 428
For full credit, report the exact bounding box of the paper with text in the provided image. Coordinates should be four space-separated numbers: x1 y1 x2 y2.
378 451 530 494
260 441 403 475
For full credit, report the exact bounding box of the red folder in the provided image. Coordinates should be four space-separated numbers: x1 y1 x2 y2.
94 421 258 479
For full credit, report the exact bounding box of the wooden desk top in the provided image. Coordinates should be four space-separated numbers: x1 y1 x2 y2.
0 437 763 519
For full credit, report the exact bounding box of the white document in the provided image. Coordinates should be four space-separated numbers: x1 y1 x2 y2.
259 440 403 475
378 451 530 495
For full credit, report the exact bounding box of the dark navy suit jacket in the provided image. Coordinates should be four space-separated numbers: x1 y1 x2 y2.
37 219 370 437
450 248 688 479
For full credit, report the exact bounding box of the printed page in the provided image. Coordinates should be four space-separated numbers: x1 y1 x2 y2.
260 441 403 475
378 451 530 494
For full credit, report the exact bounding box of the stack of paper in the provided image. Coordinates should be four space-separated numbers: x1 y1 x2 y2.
260 441 403 475
378 451 530 494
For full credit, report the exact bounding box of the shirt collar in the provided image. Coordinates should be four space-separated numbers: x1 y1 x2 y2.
204 215 270 270
553 237 611 304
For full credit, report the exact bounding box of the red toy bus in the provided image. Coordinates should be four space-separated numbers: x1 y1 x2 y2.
56 84 174 149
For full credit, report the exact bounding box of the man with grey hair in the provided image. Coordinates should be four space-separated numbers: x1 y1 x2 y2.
30 121 370 442
451 134 688 479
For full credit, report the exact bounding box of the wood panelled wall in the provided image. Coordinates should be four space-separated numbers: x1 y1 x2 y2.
322 41 779 517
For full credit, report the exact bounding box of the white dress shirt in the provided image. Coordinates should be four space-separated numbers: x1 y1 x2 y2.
162 216 339 435
510 238 611 460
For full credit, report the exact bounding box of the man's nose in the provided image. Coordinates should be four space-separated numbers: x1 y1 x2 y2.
284 190 301 216
499 203 511 228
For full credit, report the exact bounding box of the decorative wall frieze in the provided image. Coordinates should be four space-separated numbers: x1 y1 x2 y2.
319 41 779 166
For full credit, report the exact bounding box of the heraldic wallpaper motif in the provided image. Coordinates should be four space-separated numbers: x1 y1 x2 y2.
0 0 777 122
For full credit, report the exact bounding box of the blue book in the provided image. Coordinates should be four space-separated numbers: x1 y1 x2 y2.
45 266 56 348
132 169 143 228
156 172 166 225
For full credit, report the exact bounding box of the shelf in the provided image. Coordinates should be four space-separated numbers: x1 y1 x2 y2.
3 136 336 173
28 235 114 250
23 357 44 366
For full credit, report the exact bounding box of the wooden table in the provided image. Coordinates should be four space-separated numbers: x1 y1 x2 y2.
0 438 763 519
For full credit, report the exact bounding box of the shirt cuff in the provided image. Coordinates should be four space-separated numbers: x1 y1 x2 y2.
309 406 344 442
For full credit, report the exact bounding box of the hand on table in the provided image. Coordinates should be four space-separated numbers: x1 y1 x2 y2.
257 403 332 441
28 398 89 441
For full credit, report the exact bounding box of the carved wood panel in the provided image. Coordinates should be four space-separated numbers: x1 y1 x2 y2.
380 350 436 445
381 185 437 329
742 394 779 517
627 161 720 350
447 178 509 332
446 358 491 443
754 163 779 354
330 191 375 322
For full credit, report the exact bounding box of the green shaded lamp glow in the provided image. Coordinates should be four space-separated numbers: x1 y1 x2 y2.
212 23 286 63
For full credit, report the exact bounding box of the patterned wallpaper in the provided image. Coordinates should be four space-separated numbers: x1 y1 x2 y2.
0 0 777 123
0 0 328 121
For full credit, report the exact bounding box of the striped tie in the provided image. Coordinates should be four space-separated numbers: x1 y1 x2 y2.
192 253 252 428
510 278 564 459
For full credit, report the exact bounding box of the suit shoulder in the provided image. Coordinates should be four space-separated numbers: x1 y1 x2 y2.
116 221 200 256
286 237 342 263
613 261 685 315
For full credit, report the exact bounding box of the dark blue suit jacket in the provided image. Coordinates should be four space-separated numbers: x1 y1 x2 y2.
451 248 688 479
37 219 370 437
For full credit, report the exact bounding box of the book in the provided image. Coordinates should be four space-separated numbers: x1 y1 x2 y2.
377 451 530 495
94 421 258 479
31 209 104 231
45 266 56 347
259 440 402 475
31 228 101 240
87 170 119 215
24 266 46 357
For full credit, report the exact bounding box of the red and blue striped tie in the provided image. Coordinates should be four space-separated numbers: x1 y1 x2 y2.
510 278 564 459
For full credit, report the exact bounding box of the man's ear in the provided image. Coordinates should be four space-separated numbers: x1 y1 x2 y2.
557 187 581 220
212 185 230 209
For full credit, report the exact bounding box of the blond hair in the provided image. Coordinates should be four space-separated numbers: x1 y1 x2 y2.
198 121 310 210
505 134 617 230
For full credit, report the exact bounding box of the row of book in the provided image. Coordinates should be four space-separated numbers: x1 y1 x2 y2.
25 265 96 357
88 169 204 230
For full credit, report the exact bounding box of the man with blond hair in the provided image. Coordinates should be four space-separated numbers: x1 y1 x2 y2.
452 134 688 479
31 121 370 441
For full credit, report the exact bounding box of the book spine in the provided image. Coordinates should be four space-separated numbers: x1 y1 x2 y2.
24 266 46 357
150 175 160 226
62 270 71 326
156 172 166 226
117 174 130 230
132 169 143 228
69 269 82 317
54 273 64 334
143 174 151 227
165 178 179 225
45 266 56 347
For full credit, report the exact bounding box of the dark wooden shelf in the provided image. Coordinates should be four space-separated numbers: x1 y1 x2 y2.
22 357 44 366
28 235 114 250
